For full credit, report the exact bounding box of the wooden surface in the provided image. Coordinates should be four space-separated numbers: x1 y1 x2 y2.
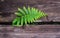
0 0 60 22
0 0 60 38
0 25 60 38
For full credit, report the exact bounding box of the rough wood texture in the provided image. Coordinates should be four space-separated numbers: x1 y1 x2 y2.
0 25 60 33
0 25 60 38
0 0 60 22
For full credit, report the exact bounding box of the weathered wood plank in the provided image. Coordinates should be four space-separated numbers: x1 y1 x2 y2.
0 0 60 22
0 25 60 33
1 32 60 38
0 25 60 38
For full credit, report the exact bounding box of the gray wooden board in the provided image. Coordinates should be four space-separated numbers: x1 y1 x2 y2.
0 0 60 22
0 25 60 38
0 25 60 33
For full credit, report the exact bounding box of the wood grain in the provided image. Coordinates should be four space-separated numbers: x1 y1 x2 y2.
0 0 60 22
0 25 60 38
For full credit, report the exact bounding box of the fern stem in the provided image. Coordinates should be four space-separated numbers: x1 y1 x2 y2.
21 24 26 29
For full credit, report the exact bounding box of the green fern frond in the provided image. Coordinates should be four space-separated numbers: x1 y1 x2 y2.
12 6 47 27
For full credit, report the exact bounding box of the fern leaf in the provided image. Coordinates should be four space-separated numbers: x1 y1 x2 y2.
12 6 47 27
